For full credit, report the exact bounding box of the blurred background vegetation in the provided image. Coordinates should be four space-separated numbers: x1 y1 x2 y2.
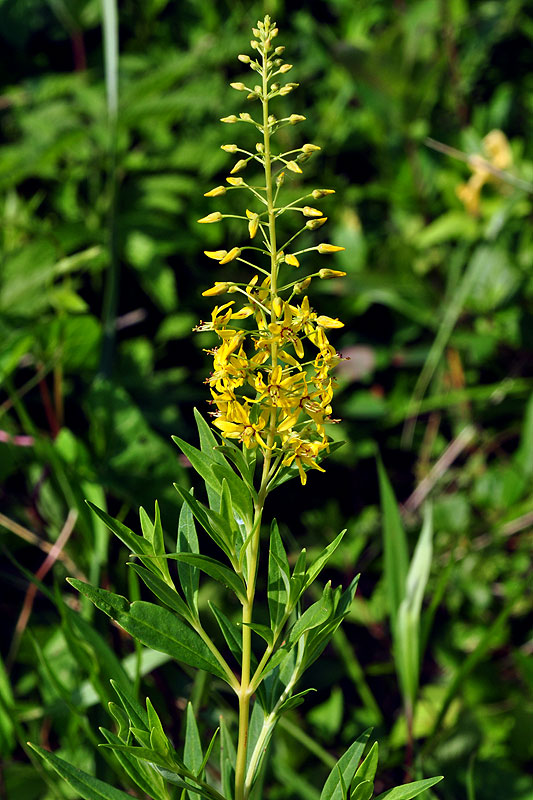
1 1 533 798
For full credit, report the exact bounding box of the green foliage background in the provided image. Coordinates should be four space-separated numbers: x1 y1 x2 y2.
1 1 533 799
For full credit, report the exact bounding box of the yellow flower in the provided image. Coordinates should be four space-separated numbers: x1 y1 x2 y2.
317 243 344 254
198 212 223 224
213 401 269 449
202 282 230 297
281 434 327 485
284 254 299 267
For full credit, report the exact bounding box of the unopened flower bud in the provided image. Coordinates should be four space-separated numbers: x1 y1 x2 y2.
226 176 244 186
221 144 238 153
285 254 300 267
289 114 306 124
204 250 227 261
239 112 252 122
271 83 280 92
276 171 285 187
255 142 264 152
294 277 312 294
219 247 241 264
238 54 251 63
302 143 321 153
220 115 238 123
306 217 327 229
204 185 227 197
286 161 302 174
230 159 248 174
279 63 292 73
247 92 258 100
271 27 278 37
316 315 344 328
230 82 247 91
312 188 335 199
318 269 346 279
302 206 323 217
272 296 283 317
246 209 259 238
252 27 260 37
317 243 345 253
279 86 292 96
198 212 222 223
202 282 230 296
254 85 261 94
268 115 277 125
275 46 285 55
250 40 259 49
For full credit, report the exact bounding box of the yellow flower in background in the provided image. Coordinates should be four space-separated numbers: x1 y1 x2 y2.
456 129 513 216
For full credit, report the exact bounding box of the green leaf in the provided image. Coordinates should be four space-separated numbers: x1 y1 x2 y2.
351 742 378 793
174 485 235 562
110 680 148 731
374 776 443 800
127 562 193 621
166 553 247 603
350 780 373 800
277 688 316 713
99 728 168 800
304 530 346 591
289 549 307 610
28 743 134 800
86 502 155 571
395 504 433 709
219 715 235 799
185 703 204 800
68 580 226 680
320 729 372 800
268 520 290 632
241 622 275 647
377 458 408 629
177 498 200 615
288 584 334 646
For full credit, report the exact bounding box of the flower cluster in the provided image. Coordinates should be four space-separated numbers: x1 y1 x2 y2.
197 16 346 485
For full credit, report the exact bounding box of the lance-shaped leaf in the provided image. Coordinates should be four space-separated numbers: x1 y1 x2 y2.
139 502 172 584
287 584 334 647
127 562 193 621
110 679 148 731
166 553 247 603
28 743 135 800
174 485 235 563
68 580 226 680
268 520 290 632
86 502 153 565
320 728 372 800
374 777 443 800
377 458 409 631
351 741 378 794
304 530 346 591
99 727 168 800
177 499 200 615
185 703 204 800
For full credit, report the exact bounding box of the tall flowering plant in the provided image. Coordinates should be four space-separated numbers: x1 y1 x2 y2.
30 17 442 800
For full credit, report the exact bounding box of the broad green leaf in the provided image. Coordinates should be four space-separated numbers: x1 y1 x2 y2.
185 703 204 800
28 743 134 800
127 562 193 621
320 729 372 800
68 580 226 680
99 728 168 800
177 498 200 615
374 776 443 800
304 530 346 591
377 458 408 629
166 553 247 602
